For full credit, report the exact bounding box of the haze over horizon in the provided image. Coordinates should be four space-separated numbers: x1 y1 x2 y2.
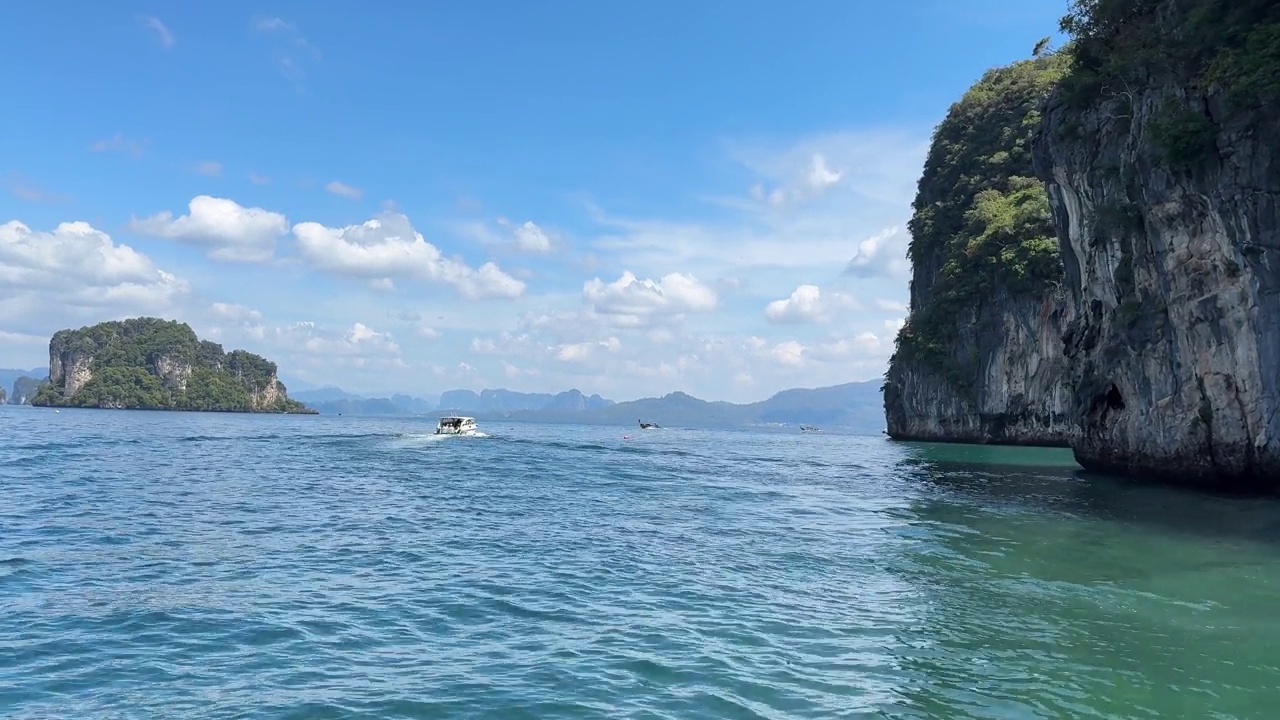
0 0 1067 403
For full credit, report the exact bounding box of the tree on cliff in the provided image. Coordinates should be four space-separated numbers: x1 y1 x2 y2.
31 317 313 413
1059 0 1280 111
889 52 1070 391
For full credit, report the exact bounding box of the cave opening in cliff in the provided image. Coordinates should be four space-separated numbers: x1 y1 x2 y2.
1106 384 1125 411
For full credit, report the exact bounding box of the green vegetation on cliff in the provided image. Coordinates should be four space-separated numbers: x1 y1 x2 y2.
1060 0 1280 112
1056 0 1280 175
31 317 313 413
890 51 1070 388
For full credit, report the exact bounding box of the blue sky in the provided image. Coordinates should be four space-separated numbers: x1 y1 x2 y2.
0 0 1068 402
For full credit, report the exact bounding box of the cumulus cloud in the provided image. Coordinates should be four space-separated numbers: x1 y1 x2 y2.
554 336 621 363
0 220 187 309
274 320 401 357
587 129 924 286
757 332 884 369
512 220 552 252
844 226 908 278
764 284 859 324
806 153 843 190
129 195 289 262
582 271 717 327
291 212 525 299
462 217 557 253
326 180 362 199
768 340 805 367
209 302 262 322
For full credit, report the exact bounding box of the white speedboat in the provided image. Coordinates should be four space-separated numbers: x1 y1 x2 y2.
435 416 479 436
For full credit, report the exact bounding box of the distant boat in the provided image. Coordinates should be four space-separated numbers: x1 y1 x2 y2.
638 420 660 430
800 425 821 432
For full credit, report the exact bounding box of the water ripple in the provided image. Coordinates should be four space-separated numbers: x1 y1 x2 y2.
3 408 1280 718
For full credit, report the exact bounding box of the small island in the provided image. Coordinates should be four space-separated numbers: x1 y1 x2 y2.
31 317 315 414
10 376 40 405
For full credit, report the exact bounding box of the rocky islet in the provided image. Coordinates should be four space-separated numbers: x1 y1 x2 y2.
887 0 1280 491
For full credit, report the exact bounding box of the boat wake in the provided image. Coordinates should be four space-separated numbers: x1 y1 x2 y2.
398 431 491 446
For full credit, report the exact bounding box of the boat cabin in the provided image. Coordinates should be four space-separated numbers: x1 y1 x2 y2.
435 416 478 434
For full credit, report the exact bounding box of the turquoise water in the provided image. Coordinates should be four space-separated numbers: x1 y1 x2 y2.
3 407 1280 718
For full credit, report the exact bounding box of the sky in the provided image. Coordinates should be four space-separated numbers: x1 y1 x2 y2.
0 0 1069 402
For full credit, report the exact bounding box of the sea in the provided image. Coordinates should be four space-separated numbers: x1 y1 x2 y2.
3 406 1280 719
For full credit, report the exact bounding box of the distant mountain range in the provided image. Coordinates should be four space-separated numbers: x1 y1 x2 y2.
292 381 887 434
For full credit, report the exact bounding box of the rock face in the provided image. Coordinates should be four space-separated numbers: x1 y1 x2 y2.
8 377 40 405
884 53 1075 447
49 345 94 397
1032 0 1280 490
886 291 1075 445
35 317 312 414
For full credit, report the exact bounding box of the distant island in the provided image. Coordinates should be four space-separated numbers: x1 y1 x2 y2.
293 381 885 434
0 367 45 405
30 317 314 414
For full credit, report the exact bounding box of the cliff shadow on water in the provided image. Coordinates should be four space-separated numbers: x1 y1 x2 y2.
891 439 1280 548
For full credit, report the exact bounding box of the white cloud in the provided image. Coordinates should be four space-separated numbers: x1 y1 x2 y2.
462 218 558 253
844 226 908 278
88 132 148 156
196 161 222 177
128 195 289 263
502 361 538 379
252 16 321 83
885 317 906 333
512 220 552 252
746 153 845 209
770 340 805 367
875 298 908 312
553 336 621 363
273 320 401 357
809 332 882 361
326 180 362 199
764 284 859 324
141 16 175 49
291 212 525 299
209 302 262 322
586 129 923 294
0 220 187 311
806 153 843 190
757 332 884 369
583 271 717 327
248 172 270 185
0 329 47 349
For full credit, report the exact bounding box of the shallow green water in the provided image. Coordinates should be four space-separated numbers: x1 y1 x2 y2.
2 407 1278 718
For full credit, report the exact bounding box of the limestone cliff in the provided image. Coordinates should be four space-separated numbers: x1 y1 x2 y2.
1032 0 1280 489
884 53 1075 446
34 317 313 414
